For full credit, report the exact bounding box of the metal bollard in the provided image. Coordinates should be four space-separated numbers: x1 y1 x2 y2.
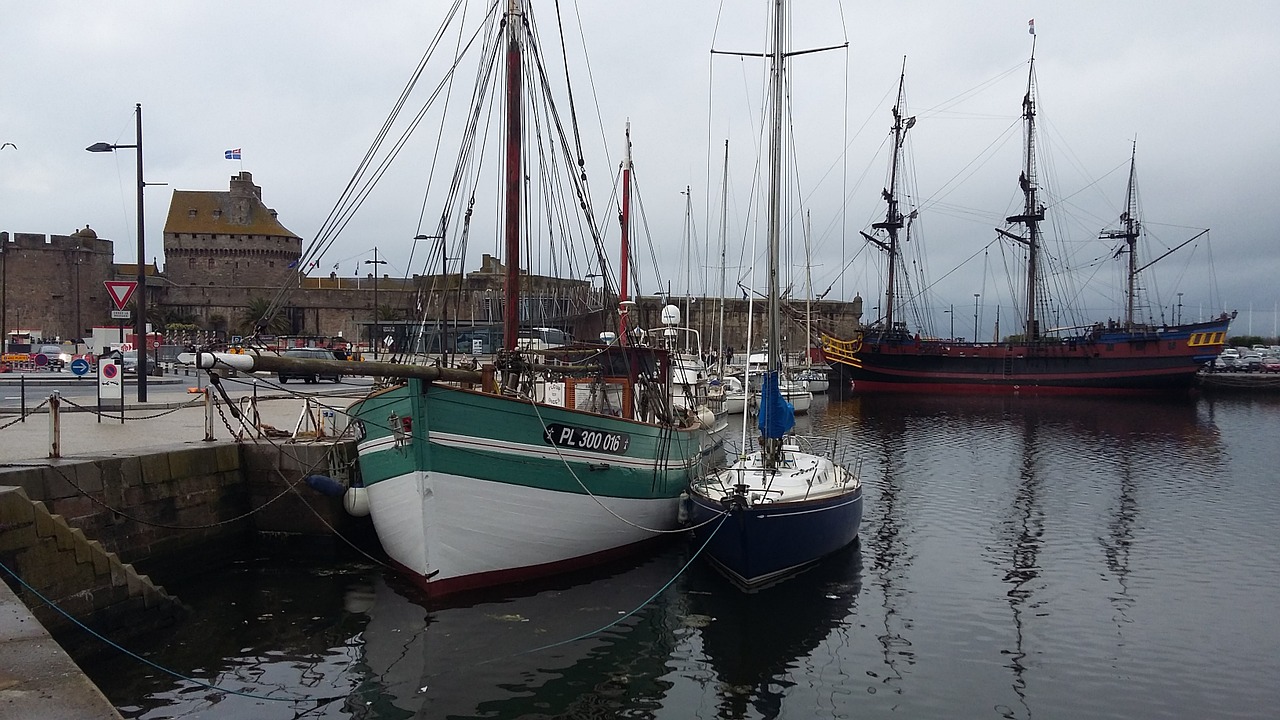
203 387 214 441
47 393 61 458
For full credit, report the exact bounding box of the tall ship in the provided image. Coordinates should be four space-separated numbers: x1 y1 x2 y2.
822 49 1231 396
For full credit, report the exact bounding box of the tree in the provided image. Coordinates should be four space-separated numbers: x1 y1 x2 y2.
238 298 291 336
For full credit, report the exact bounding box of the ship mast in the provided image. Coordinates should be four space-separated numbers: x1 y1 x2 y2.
1101 143 1140 330
1005 48 1045 342
618 121 633 345
867 63 913 332
502 0 524 350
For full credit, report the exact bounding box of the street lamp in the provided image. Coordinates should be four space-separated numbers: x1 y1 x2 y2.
1 142 15 352
973 293 981 342
413 234 447 354
364 247 386 357
87 103 148 402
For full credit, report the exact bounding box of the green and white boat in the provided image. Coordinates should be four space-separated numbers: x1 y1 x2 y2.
347 345 720 596
187 0 723 598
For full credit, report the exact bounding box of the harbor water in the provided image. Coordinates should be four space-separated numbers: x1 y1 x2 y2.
78 392 1280 719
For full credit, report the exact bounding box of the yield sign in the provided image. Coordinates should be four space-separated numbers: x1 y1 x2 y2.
104 280 138 310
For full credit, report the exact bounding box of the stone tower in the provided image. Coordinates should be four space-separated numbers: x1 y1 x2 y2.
162 172 302 288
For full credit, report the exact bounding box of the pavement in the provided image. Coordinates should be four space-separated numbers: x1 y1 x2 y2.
0 370 360 464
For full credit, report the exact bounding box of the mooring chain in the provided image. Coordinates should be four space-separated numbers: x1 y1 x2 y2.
0 397 50 431
58 393 205 421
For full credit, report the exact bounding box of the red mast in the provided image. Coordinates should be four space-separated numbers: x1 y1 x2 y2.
502 0 524 350
618 121 632 345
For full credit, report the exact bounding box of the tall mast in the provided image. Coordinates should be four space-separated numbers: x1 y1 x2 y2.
717 139 729 369
1101 143 1140 329
871 63 912 331
1005 49 1044 341
765 0 785 375
502 0 524 350
804 210 813 365
618 121 632 345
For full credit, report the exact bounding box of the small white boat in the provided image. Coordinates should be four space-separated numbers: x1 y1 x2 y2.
795 367 829 394
720 374 812 415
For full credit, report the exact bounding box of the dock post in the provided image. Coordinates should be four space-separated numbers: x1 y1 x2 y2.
47 392 60 458
203 388 215 441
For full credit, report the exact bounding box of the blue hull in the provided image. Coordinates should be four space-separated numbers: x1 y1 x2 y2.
689 487 864 588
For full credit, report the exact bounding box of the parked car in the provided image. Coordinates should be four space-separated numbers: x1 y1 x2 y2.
1240 353 1265 371
36 344 71 370
277 347 342 384
1211 355 1238 372
120 350 155 375
1261 358 1280 373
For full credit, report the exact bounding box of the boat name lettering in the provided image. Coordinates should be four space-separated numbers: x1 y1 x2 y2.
543 423 631 454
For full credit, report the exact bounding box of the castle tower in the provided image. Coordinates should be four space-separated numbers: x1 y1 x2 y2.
162 172 302 288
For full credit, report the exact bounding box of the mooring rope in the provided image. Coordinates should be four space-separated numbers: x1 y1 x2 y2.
0 557 348 705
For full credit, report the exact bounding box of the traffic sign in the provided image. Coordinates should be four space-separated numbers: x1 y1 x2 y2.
99 359 122 400
104 280 139 310
33 353 48 367
110 310 131 319
70 357 91 376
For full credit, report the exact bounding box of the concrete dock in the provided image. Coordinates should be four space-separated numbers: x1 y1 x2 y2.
1 371 359 719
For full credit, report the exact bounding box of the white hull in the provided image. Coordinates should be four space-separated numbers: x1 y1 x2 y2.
363 469 681 586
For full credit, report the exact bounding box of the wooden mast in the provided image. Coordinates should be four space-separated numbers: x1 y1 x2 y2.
871 64 911 332
502 0 524 350
618 121 632 345
1101 144 1141 329
1005 46 1045 342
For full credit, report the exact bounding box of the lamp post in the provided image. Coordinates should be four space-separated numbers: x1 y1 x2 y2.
87 103 148 402
973 293 981 342
364 247 386 357
1 142 15 351
413 234 446 353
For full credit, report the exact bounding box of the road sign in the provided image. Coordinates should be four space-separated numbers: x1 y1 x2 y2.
110 309 131 319
104 280 139 310
99 359 122 399
70 357 91 376
33 353 48 367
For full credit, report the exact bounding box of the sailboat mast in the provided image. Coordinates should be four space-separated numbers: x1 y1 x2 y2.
717 139 729 368
619 121 632 345
502 0 524 351
805 210 813 365
1006 50 1044 341
765 0 786 374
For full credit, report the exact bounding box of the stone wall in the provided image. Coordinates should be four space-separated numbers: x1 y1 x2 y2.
1 230 117 341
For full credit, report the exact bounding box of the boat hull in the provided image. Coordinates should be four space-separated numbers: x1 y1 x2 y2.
824 318 1231 396
349 379 717 598
688 486 863 588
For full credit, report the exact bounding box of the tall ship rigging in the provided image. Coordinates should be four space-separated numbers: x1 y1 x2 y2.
822 46 1231 396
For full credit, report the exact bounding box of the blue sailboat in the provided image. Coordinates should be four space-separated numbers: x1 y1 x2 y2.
686 0 863 588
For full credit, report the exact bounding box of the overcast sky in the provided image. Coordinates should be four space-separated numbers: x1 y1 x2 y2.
4 1 1278 339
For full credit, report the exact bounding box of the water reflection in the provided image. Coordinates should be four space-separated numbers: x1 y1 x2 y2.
680 543 862 719
994 413 1045 720
824 394 916 695
354 552 690 719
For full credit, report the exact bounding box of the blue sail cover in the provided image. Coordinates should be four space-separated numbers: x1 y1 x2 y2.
757 370 795 439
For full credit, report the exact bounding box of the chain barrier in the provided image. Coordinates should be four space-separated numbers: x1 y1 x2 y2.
0 397 50 431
